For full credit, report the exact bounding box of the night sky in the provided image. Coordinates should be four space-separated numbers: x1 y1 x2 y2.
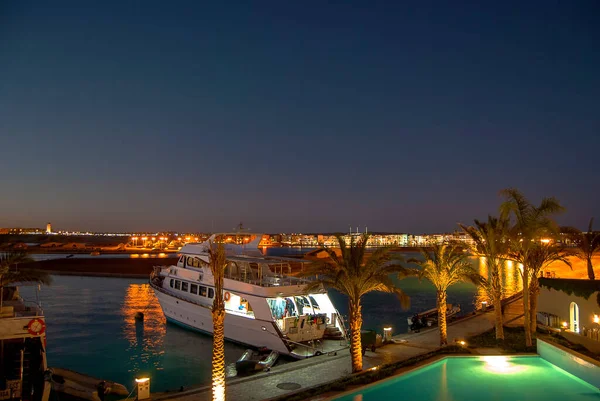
1 1 599 233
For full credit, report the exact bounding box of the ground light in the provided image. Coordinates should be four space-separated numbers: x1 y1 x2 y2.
135 378 150 400
383 327 393 342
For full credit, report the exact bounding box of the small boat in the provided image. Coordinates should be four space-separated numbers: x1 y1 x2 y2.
49 367 128 401
407 304 461 332
235 348 279 374
90 251 100 256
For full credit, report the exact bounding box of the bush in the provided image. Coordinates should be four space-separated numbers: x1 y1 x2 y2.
466 326 537 353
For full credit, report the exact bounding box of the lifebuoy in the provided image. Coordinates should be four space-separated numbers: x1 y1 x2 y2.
27 318 46 336
224 291 231 301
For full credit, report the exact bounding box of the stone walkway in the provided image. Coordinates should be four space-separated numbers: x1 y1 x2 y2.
153 296 524 401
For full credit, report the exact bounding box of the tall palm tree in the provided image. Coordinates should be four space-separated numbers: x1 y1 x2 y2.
302 234 410 373
499 188 564 347
460 215 509 340
526 242 572 332
405 243 483 346
208 241 227 401
569 218 600 280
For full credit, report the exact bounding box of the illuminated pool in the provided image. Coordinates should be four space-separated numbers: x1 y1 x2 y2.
333 356 600 401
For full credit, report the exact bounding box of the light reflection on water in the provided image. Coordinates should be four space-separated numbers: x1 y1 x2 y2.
474 257 523 307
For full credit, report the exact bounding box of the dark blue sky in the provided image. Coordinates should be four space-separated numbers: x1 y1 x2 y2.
1 1 599 233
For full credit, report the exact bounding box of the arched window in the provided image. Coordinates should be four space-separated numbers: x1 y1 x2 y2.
570 302 580 333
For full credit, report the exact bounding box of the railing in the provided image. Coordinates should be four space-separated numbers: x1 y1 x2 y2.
0 299 43 318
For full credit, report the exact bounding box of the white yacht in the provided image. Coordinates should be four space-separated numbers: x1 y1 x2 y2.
150 233 348 358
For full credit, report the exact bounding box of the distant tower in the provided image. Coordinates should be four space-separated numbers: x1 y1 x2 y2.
46 222 52 234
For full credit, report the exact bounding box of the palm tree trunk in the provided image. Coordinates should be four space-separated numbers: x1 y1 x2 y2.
349 298 363 373
211 307 226 401
437 290 448 346
493 294 504 340
212 269 226 401
587 256 595 280
522 268 532 347
529 277 539 335
491 265 504 340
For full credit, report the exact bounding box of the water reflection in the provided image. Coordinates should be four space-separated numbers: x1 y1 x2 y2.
474 257 523 308
121 284 166 376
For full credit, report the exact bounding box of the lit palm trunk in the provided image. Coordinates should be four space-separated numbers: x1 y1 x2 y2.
211 307 226 401
491 267 504 340
437 291 448 346
493 296 504 340
522 270 532 347
529 277 539 334
209 242 227 401
349 300 363 373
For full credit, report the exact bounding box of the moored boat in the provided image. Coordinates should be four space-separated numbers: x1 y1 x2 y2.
0 283 50 401
407 304 461 332
48 367 128 401
235 348 279 374
150 233 348 358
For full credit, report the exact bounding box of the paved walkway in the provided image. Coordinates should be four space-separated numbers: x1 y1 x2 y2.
153 296 524 401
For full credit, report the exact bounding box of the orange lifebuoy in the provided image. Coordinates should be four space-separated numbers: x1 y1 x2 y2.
224 291 231 301
27 318 46 336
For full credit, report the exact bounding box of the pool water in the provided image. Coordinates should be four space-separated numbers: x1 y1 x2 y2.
334 356 600 401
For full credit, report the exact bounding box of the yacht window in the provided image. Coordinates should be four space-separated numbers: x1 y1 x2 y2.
285 297 298 317
170 279 174 288
175 280 181 290
208 288 214 298
200 286 207 297
186 256 194 267
309 295 320 309
181 282 189 292
190 284 198 295
178 255 185 266
295 296 311 314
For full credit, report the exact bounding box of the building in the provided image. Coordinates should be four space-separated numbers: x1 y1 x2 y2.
537 278 600 353
46 222 52 234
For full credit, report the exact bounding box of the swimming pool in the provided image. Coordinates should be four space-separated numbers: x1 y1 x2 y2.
333 356 600 401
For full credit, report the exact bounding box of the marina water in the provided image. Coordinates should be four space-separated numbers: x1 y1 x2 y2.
19 253 521 392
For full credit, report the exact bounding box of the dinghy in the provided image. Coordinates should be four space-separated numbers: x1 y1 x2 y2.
48 367 128 401
235 348 279 374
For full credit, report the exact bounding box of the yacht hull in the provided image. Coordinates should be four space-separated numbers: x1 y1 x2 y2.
152 287 291 355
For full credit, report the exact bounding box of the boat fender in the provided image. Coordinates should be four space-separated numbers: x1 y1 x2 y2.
224 292 231 301
27 318 46 336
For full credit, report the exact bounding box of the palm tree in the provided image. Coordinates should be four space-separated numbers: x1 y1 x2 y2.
406 243 483 346
499 188 564 347
460 215 509 340
208 241 227 401
527 242 572 332
302 234 410 373
569 218 600 280
0 251 52 308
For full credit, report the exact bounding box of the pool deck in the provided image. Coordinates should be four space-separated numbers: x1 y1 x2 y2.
150 296 524 401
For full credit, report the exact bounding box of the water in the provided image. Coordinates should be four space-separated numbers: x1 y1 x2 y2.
20 276 247 393
333 356 600 400
18 251 522 393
